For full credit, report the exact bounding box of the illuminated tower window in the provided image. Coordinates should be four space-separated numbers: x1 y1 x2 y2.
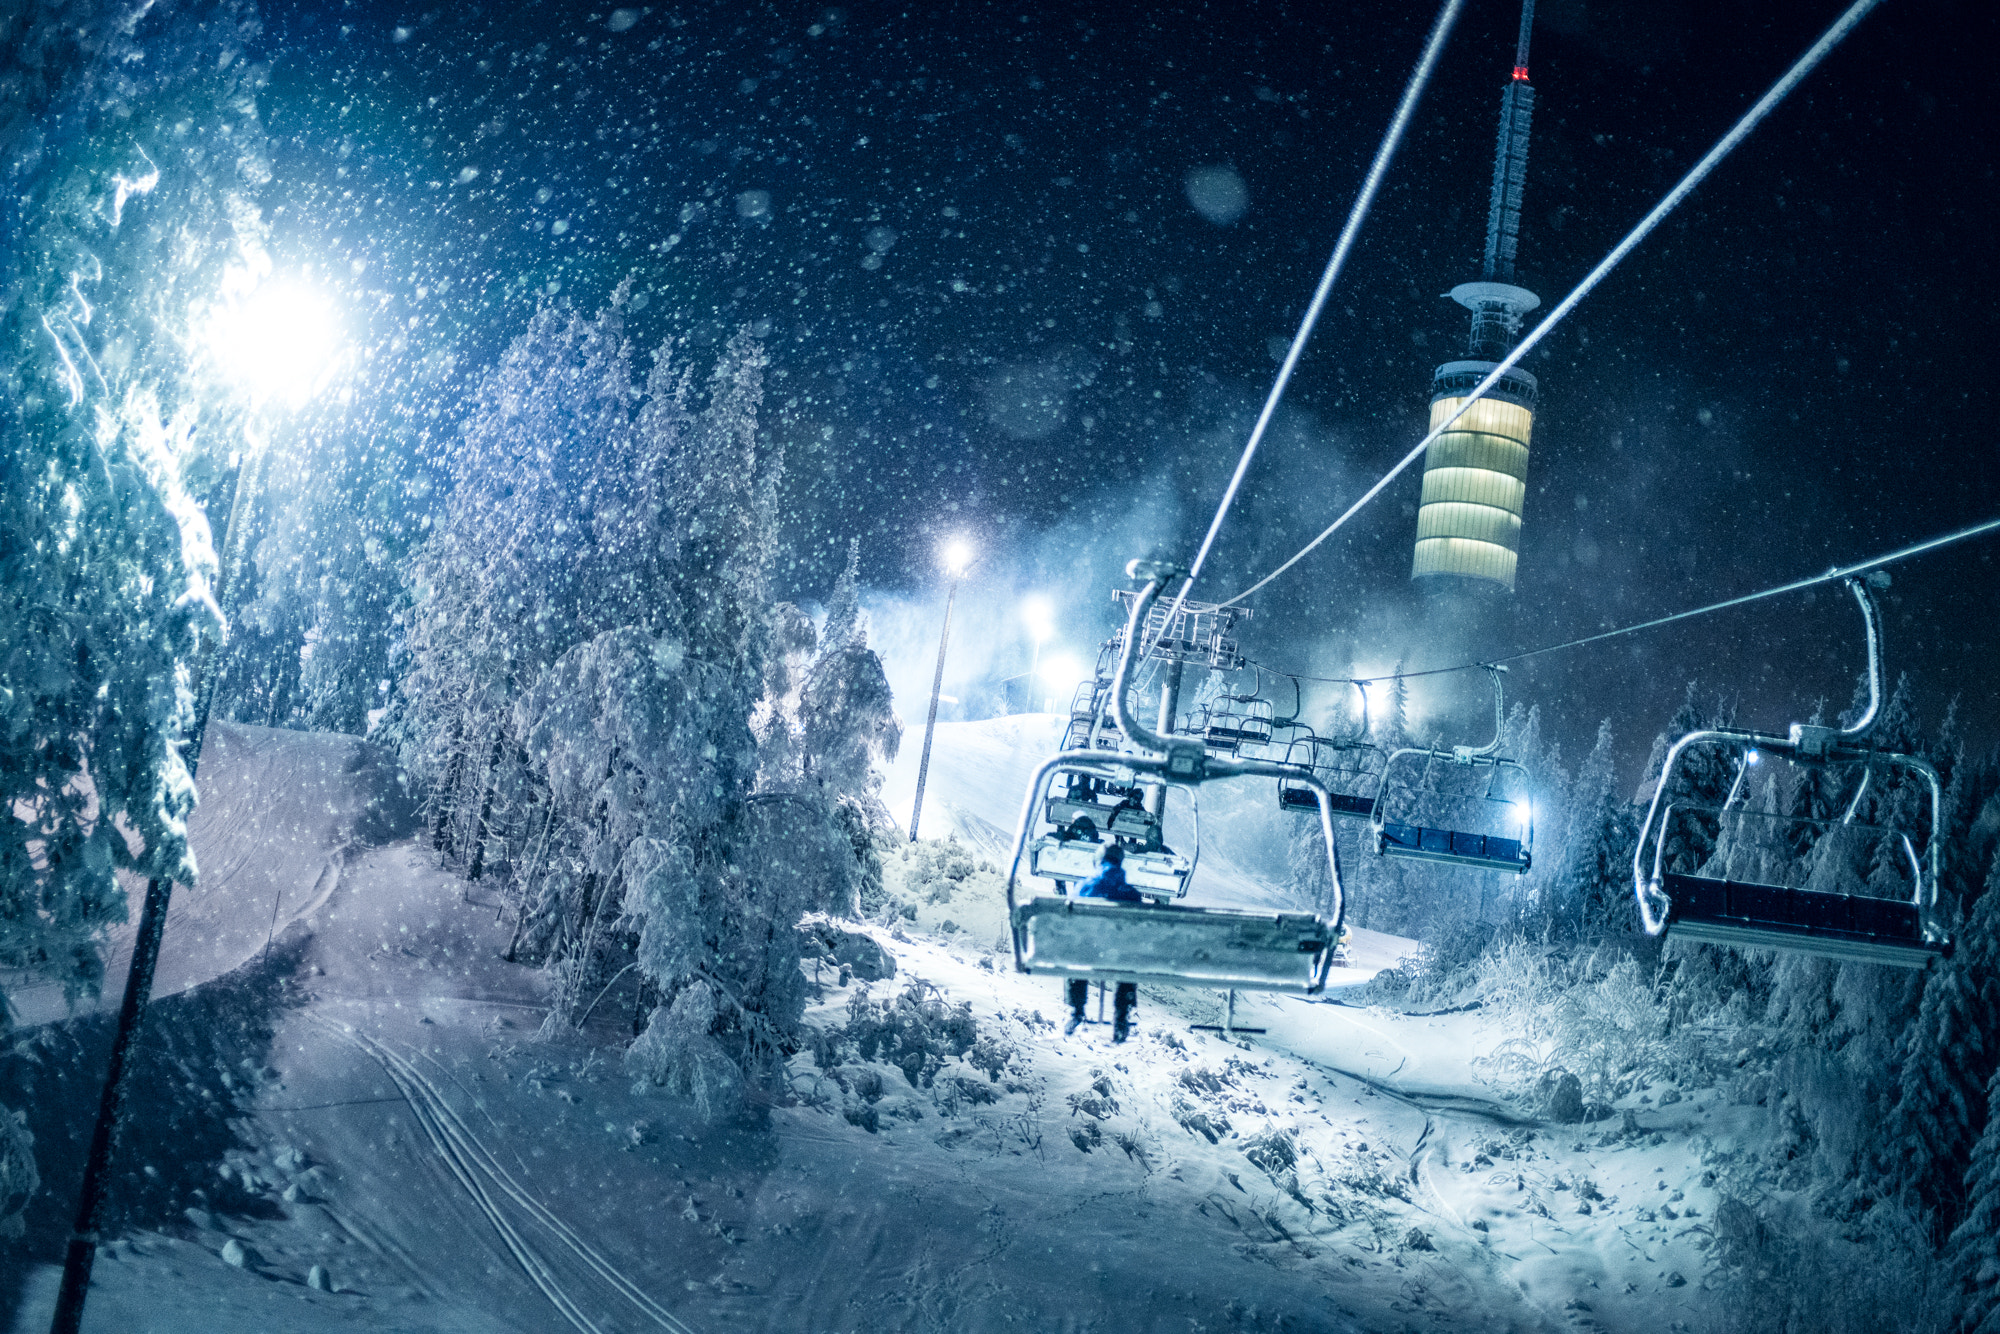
1410 0 1542 594
1413 361 1537 590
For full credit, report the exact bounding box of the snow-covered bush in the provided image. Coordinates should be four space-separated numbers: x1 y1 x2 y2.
1468 941 1691 1110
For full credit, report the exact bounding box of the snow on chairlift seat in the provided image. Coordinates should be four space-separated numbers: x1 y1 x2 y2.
1278 726 1380 820
1203 700 1274 752
1013 897 1334 992
1366 667 1534 876
1377 821 1529 873
1280 785 1376 819
1029 836 1189 900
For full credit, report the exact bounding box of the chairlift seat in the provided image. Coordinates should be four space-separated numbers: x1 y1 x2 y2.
1058 718 1124 752
1659 871 1945 969
1280 786 1376 819
1378 821 1529 874
1030 837 1189 900
1044 795 1156 841
1012 896 1333 992
1206 722 1273 746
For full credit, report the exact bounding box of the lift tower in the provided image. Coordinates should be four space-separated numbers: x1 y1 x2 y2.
1410 0 1542 593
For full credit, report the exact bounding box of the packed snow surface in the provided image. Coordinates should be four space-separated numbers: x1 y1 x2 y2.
8 718 1748 1333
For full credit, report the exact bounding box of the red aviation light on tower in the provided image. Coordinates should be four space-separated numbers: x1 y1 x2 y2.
1512 65 1530 81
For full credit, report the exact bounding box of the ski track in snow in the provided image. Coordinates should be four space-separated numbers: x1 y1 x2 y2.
323 1019 696 1334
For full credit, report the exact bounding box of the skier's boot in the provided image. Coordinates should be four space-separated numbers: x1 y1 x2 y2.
1064 1012 1083 1036
1112 982 1135 1043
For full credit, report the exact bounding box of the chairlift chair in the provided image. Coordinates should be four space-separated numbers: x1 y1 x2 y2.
1204 696 1275 753
1043 772 1160 845
1632 575 1948 968
1369 665 1533 874
1278 682 1381 820
1004 562 1348 995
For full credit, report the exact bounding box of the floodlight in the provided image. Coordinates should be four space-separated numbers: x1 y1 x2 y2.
204 279 344 407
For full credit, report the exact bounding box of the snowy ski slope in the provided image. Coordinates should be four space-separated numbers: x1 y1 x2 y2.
4 718 1754 1334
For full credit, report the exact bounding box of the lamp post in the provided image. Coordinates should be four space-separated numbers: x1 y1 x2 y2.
1021 596 1053 713
909 538 972 842
51 278 342 1334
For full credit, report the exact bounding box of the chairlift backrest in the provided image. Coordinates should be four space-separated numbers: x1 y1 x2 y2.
1630 576 1948 966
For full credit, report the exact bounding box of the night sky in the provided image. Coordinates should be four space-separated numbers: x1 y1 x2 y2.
248 0 1997 771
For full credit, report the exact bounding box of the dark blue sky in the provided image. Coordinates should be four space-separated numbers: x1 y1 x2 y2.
247 0 1996 768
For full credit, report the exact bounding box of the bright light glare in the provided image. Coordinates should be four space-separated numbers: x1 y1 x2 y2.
1745 749 1761 765
1512 800 1535 828
204 280 344 407
940 537 974 576
1021 595 1054 640
1038 652 1087 692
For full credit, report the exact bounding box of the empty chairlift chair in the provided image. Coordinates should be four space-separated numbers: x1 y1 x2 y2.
1278 682 1381 820
1203 696 1275 754
1004 561 1349 995
1369 665 1533 874
1632 575 1948 968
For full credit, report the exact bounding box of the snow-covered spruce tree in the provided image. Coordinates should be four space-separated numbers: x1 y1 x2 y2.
1542 719 1638 943
614 332 817 1112
1944 1046 2000 1332
1760 675 1936 1201
797 600 901 831
393 297 639 858
1 0 265 1231
1885 751 2000 1242
1645 681 1738 876
215 432 421 734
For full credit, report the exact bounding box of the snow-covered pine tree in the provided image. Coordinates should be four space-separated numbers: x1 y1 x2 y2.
619 332 815 1113
1648 682 1737 876
395 297 637 855
1888 832 2000 1243
0 0 266 1231
820 536 864 656
1543 720 1637 942
1944 1032 2000 1331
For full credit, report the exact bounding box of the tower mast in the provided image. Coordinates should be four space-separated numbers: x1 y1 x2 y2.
1410 0 1542 593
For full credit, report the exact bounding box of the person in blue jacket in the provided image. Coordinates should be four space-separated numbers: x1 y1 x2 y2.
1065 844 1144 1041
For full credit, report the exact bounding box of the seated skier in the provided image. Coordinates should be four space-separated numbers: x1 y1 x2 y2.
1064 843 1144 1042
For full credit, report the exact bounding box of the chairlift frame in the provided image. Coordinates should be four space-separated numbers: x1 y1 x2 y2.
1369 665 1534 874
1279 681 1383 820
1632 575 1947 968
1004 562 1348 995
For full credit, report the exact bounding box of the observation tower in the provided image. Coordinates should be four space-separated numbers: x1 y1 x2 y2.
1411 0 1542 593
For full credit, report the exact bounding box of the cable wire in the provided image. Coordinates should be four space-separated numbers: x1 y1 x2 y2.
1251 513 2000 687
1157 0 1464 630
1219 0 1884 611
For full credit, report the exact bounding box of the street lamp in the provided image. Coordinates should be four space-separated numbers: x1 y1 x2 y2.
1021 595 1054 712
909 538 973 841
53 275 345 1334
